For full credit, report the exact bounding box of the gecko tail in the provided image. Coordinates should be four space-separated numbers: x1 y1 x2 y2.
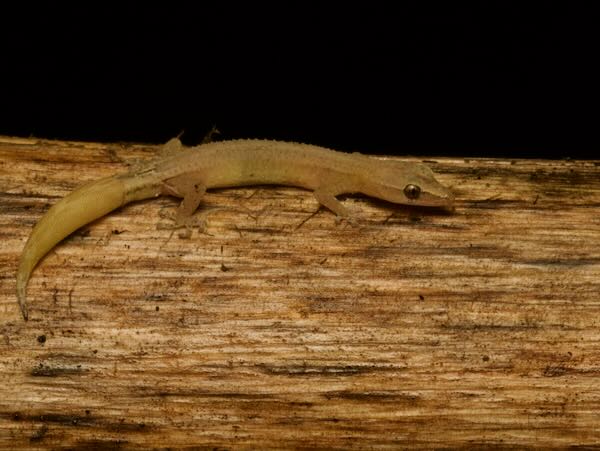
16 271 29 320
16 176 128 320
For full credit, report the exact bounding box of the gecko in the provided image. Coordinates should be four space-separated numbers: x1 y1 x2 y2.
16 137 454 320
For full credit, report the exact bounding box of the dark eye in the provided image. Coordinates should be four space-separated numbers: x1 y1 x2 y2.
403 184 421 200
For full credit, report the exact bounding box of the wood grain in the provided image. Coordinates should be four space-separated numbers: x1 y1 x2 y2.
1 136 599 449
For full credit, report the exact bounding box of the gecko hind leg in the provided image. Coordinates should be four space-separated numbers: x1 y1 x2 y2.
159 171 208 238
156 135 186 159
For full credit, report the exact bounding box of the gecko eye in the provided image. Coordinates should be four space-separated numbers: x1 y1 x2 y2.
403 184 421 200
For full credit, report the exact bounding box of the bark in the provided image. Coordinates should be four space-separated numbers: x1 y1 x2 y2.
1 136 599 448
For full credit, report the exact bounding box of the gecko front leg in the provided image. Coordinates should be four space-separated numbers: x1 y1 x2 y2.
313 186 360 226
160 171 208 238
313 188 349 218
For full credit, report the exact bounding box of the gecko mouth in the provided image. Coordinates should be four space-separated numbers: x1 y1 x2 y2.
416 191 455 208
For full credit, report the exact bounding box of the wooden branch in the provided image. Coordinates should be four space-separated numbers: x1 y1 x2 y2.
1 136 599 448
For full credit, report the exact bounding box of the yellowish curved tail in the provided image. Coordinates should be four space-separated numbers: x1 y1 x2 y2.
17 176 127 320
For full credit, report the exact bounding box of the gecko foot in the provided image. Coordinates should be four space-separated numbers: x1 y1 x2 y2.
334 215 361 228
201 125 221 144
157 208 209 238
157 206 257 238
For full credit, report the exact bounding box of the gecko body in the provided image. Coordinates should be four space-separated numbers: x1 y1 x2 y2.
17 138 454 320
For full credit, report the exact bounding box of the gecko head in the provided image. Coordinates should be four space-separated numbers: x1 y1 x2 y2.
365 160 454 208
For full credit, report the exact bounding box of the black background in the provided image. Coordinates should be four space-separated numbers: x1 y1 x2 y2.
0 4 596 158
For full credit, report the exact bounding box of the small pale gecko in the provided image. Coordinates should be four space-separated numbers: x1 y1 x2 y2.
17 138 454 320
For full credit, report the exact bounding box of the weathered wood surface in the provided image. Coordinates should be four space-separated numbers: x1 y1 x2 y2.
0 135 599 449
